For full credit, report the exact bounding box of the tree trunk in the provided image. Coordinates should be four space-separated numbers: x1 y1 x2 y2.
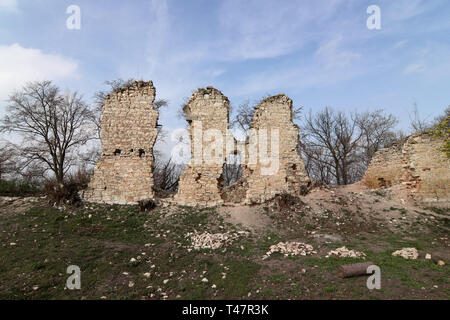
339 262 375 278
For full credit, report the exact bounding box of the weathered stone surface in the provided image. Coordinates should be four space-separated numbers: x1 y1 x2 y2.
325 246 366 259
392 247 419 260
84 83 311 207
241 94 311 204
174 87 230 206
262 241 316 260
174 90 311 207
363 132 449 206
83 81 158 204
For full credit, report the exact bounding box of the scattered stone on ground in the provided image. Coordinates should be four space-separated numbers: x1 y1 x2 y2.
325 246 366 259
431 255 446 266
263 241 316 260
437 260 446 266
392 248 419 260
186 231 249 250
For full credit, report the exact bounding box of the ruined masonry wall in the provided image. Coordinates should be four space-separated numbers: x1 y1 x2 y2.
174 87 230 206
402 134 449 205
242 95 310 204
83 81 158 204
363 141 404 189
364 133 449 206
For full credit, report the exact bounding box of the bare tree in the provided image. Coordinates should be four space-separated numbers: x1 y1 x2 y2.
0 81 95 187
409 103 432 133
221 154 243 187
301 108 362 185
0 143 16 179
356 110 398 167
300 107 399 185
153 157 183 193
231 100 254 133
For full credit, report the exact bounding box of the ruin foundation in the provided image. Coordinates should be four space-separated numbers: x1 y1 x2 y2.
83 81 159 204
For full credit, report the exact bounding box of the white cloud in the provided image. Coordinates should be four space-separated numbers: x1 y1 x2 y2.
316 35 361 69
393 40 408 49
383 0 431 21
0 0 18 12
139 0 352 106
403 63 426 74
217 0 345 61
0 43 78 105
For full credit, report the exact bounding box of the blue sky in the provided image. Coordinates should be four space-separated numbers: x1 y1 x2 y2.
1 0 449 137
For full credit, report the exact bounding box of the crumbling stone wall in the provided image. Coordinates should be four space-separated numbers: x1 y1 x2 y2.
364 133 449 206
241 94 310 204
175 91 310 207
84 81 158 204
174 87 230 206
363 140 405 189
402 133 449 205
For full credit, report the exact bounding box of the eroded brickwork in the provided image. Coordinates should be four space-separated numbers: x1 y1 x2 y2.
84 81 158 204
174 87 230 206
364 133 449 206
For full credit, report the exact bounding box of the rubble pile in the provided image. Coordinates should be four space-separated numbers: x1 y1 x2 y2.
392 247 419 260
186 231 249 250
325 246 366 259
263 241 316 259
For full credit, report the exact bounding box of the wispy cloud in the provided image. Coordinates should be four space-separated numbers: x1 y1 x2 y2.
3 0 448 132
403 63 426 74
316 35 361 69
216 0 346 61
0 44 78 104
0 0 18 12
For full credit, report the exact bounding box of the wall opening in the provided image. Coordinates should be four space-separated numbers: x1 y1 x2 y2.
221 153 243 188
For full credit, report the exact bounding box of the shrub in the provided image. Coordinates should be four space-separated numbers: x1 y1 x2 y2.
430 113 450 158
43 167 93 205
0 179 40 197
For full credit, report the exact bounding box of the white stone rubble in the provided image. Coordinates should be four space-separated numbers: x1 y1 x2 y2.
186 231 249 250
325 246 366 259
392 247 419 260
263 241 316 259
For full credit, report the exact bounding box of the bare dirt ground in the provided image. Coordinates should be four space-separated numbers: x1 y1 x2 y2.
0 185 448 300
218 205 272 231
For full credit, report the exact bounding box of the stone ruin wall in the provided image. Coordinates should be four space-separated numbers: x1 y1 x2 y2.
363 141 404 189
83 81 159 204
174 87 230 206
402 134 449 205
174 88 311 206
363 133 449 206
83 82 311 207
240 95 311 204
